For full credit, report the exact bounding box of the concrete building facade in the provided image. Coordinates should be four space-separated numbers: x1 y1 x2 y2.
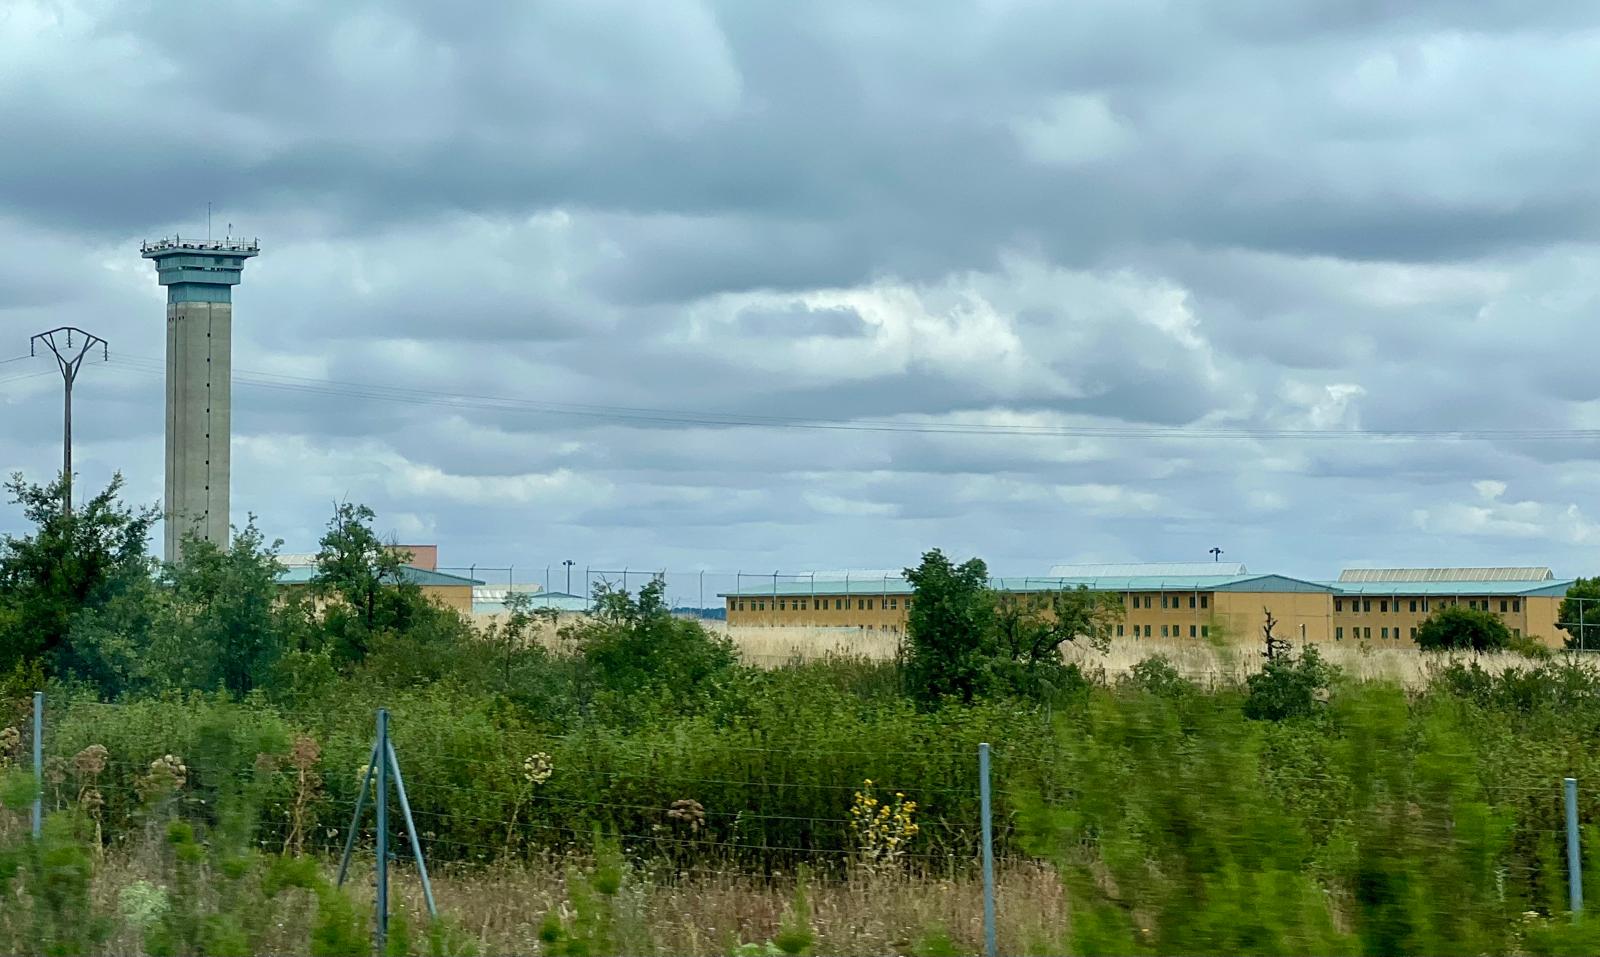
141 237 260 560
720 565 1577 647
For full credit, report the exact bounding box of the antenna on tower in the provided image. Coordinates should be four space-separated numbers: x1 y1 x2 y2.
207 202 213 240
30 326 109 517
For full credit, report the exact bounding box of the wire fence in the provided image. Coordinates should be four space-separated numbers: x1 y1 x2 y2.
19 694 1022 874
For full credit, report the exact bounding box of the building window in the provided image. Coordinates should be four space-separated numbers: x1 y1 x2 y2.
1514 628 1521 637
1190 625 1197 638
1161 595 1169 609
1382 627 1389 639
1381 600 1388 613
1144 596 1153 609
1201 625 1210 638
1161 625 1169 637
1363 600 1371 613
1364 627 1372 639
1513 599 1521 612
1189 595 1197 609
1200 595 1209 609
888 597 898 609
1409 600 1417 613
1336 627 1344 640
834 599 842 610
1422 599 1430 613
1335 599 1343 612
1500 600 1508 613
1117 624 1124 636
1410 628 1417 639
1144 625 1152 637
758 601 766 611
866 599 875 610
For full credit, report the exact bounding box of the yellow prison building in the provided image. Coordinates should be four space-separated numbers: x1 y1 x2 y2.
721 564 1577 647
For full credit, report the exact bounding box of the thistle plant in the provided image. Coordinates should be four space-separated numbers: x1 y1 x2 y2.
849 779 919 871
137 753 188 807
73 744 110 844
666 798 706 834
285 734 323 856
505 751 555 851
0 725 20 768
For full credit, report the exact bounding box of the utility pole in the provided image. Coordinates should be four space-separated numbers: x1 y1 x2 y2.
1209 546 1224 563
563 559 575 595
30 327 108 517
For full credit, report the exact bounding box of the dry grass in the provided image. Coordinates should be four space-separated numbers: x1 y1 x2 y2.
86 855 1067 956
718 624 902 666
722 626 1545 689
473 616 1544 690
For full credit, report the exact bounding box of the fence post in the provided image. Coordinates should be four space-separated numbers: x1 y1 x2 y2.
1567 776 1583 920
32 691 43 839
386 739 438 918
375 708 390 955
980 742 996 957
335 742 378 888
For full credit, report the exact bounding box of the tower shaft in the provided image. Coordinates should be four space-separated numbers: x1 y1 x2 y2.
142 236 259 561
164 300 232 558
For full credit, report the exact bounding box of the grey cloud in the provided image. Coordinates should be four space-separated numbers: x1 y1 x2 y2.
7 0 1600 578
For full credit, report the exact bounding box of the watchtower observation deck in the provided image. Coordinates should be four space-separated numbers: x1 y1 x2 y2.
140 237 260 302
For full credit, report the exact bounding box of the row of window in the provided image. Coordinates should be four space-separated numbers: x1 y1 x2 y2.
1334 597 1522 614
1126 594 1211 610
1116 623 1212 639
731 596 910 612
1335 625 1528 640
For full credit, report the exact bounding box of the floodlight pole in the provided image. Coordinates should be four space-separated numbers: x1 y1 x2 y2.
30 327 108 517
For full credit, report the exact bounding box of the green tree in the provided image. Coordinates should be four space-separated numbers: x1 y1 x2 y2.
158 519 287 696
903 549 996 705
563 577 738 701
299 503 432 666
990 585 1118 698
0 472 157 684
1557 577 1600 650
1415 604 1512 653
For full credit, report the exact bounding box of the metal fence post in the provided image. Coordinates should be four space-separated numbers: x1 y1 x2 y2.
386 739 438 918
32 691 43 839
336 742 378 888
376 708 390 954
1567 776 1583 920
980 742 996 957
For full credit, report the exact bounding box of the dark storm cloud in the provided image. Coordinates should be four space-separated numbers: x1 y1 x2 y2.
4 0 1600 575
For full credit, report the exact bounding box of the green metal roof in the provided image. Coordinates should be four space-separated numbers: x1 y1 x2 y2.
276 565 483 587
718 573 1334 598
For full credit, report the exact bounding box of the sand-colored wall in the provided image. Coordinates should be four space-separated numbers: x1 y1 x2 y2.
725 586 1573 648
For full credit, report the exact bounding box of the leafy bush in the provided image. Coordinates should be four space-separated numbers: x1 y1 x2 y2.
1243 646 1339 721
561 578 739 717
1415 605 1512 652
1120 655 1195 698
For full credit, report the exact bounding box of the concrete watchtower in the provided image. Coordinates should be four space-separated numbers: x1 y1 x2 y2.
140 236 260 561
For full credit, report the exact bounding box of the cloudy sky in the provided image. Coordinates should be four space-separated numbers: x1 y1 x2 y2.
3 0 1599 588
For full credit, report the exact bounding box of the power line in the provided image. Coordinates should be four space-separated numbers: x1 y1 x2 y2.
49 351 1600 444
0 369 55 388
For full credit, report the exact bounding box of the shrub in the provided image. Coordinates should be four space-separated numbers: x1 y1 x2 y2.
1243 646 1338 721
1121 655 1195 698
562 577 739 712
1415 605 1512 652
